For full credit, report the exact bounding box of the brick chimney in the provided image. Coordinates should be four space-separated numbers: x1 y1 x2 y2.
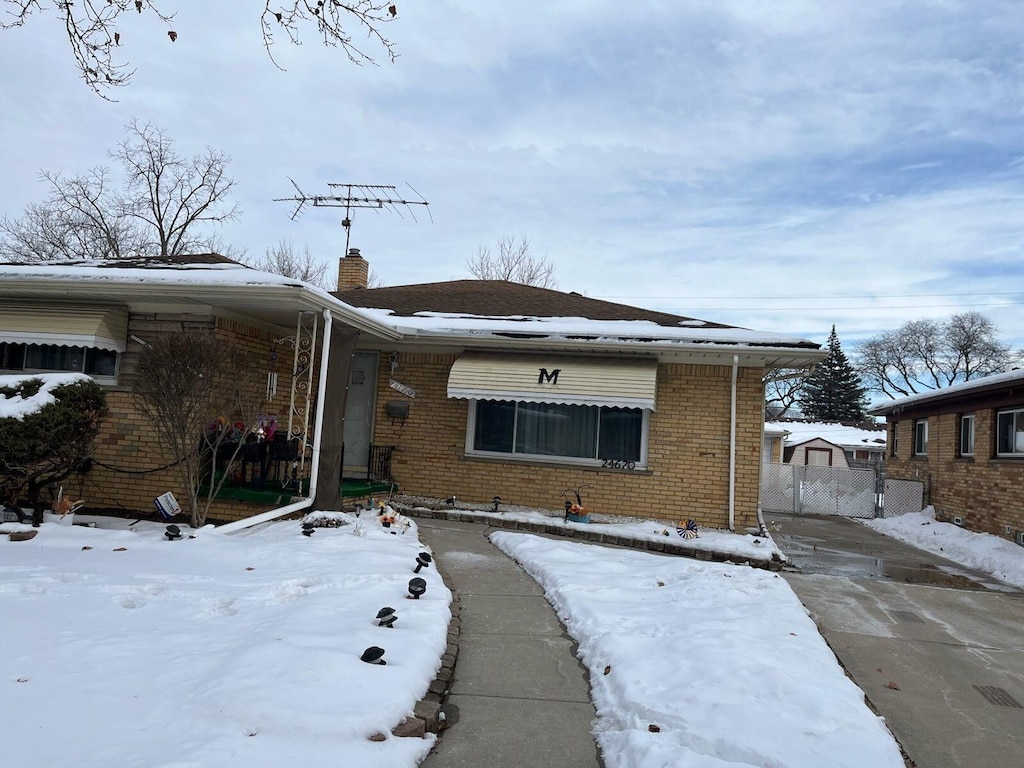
337 247 368 289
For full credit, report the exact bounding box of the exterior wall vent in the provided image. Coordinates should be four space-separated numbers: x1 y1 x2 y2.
1016 531 1024 548
952 516 964 527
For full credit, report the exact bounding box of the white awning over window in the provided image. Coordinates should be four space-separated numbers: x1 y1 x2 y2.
0 303 128 352
447 353 658 410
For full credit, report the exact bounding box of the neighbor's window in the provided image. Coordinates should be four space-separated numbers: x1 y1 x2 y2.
913 419 929 456
0 342 118 377
469 400 647 467
891 423 899 457
959 414 976 457
996 408 1024 457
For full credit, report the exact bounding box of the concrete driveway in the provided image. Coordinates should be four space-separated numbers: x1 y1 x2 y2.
766 513 1024 768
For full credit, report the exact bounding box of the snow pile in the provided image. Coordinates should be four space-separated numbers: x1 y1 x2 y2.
0 513 451 768
863 507 1024 588
491 532 906 768
0 372 91 419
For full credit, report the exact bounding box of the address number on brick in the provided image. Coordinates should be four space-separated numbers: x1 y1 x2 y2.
602 459 637 470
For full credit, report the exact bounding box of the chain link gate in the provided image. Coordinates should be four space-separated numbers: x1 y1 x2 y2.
881 478 925 517
761 464 899 519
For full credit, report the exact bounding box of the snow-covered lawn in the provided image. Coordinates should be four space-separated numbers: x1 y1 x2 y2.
863 506 1024 589
491 531 907 768
1 512 450 768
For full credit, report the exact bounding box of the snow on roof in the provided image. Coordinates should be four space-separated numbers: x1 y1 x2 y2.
0 259 821 351
358 309 819 347
0 373 91 420
868 368 1024 414
766 420 887 449
0 258 314 289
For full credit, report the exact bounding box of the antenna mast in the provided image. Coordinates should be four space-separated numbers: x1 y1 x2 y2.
275 180 431 253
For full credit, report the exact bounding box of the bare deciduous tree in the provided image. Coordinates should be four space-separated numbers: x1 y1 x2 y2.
134 331 261 528
763 368 807 419
857 312 1013 398
1 1 399 97
249 239 330 288
0 119 238 262
466 234 557 289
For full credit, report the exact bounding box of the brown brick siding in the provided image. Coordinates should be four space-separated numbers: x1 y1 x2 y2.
76 314 302 523
367 352 765 530
886 412 1024 540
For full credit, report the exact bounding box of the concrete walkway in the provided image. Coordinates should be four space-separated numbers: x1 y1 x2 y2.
417 517 603 768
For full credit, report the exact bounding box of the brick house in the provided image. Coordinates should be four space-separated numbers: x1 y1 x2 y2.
869 369 1024 542
333 249 823 531
1 253 824 530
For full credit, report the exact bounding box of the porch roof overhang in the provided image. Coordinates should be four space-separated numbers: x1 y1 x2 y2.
0 275 403 341
447 352 659 410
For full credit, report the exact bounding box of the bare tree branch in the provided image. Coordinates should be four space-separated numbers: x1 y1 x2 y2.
466 234 558 289
763 368 806 419
857 312 1013 399
0 120 238 262
247 239 330 287
1 1 398 97
115 119 239 256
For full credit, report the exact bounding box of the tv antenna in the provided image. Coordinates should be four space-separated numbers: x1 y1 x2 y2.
275 180 431 254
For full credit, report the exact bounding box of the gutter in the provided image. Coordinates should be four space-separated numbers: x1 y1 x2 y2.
408 331 825 366
729 354 739 532
213 308 335 535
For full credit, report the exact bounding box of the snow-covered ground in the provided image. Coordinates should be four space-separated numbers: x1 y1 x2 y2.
491 531 907 768
5 499 1019 768
863 506 1024 589
0 511 450 768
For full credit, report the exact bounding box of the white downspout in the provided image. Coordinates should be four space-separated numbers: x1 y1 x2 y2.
214 308 334 534
728 354 739 532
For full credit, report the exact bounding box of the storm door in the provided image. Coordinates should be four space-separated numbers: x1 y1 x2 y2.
342 352 379 477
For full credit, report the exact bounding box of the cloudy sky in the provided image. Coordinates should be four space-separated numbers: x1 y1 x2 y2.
2 1 1023 351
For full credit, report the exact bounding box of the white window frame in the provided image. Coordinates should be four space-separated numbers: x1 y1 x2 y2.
996 408 1024 457
913 419 929 456
959 414 975 457
465 400 650 469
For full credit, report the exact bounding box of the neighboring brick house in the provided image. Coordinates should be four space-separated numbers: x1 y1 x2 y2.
334 249 824 531
869 370 1024 542
1 252 824 530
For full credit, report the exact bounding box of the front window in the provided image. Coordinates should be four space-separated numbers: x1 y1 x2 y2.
913 419 928 456
470 400 647 467
959 414 975 457
0 342 118 377
996 409 1024 456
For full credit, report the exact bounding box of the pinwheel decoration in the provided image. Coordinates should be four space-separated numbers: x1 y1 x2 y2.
677 519 699 539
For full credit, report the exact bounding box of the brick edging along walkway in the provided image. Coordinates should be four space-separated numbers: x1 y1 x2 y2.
395 502 785 572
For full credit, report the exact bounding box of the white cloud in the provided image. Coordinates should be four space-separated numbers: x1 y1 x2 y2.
2 0 1023 350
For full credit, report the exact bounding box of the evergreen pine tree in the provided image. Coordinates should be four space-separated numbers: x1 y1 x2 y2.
801 326 868 421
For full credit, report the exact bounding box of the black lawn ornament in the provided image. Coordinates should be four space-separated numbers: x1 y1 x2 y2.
408 577 427 599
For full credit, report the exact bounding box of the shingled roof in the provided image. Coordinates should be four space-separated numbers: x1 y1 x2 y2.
333 280 733 329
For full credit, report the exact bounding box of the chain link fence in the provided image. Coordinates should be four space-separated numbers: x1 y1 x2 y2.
761 463 924 519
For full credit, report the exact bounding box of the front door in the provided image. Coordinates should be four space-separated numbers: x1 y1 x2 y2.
342 352 379 477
